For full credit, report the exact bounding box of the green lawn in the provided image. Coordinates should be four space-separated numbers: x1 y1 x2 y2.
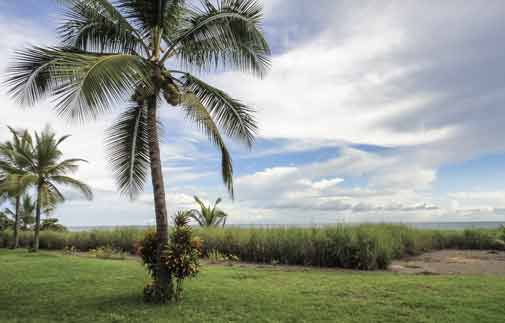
1 250 504 323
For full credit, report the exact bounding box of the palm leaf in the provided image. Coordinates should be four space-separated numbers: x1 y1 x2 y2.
58 0 149 54
49 175 93 200
6 47 152 121
105 102 150 199
46 158 88 176
188 209 205 226
116 0 171 33
164 0 270 76
179 73 257 147
181 94 234 197
5 46 63 106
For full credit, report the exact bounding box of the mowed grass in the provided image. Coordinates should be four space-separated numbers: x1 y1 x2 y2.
1 250 505 323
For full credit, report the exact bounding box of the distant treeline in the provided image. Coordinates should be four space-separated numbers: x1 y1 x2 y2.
1 224 504 270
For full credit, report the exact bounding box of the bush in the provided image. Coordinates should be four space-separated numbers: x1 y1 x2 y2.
89 246 126 260
139 212 201 303
62 246 77 256
207 249 239 264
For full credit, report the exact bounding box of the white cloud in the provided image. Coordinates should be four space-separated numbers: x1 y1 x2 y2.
232 147 441 222
311 177 344 190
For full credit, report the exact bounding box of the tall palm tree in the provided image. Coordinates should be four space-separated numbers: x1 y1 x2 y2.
0 127 33 248
6 0 270 290
6 127 93 251
189 196 228 227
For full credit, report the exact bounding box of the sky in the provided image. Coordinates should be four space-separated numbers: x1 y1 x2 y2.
1 0 505 226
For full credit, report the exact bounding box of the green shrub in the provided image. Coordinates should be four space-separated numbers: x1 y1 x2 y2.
62 246 77 256
89 246 126 260
140 212 201 303
207 249 239 264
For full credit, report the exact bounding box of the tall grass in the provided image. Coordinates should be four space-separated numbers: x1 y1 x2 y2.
0 224 502 270
196 225 503 270
0 227 144 253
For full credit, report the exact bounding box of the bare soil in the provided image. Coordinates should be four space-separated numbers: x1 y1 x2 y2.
390 250 505 275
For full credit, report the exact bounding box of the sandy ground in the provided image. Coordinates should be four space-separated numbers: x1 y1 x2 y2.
390 250 505 275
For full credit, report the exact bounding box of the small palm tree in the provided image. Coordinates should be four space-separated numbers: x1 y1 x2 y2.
0 211 14 231
189 196 229 227
6 127 93 251
0 127 33 248
2 194 36 231
6 0 270 292
19 194 36 230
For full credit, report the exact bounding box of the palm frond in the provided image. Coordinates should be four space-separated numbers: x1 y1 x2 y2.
187 209 205 226
106 102 150 199
116 0 171 34
179 73 256 147
56 134 72 147
6 46 152 121
180 93 234 196
214 210 227 226
5 46 62 106
164 0 270 76
49 175 93 200
3 208 16 218
58 0 149 54
193 195 207 209
43 182 66 206
46 158 87 176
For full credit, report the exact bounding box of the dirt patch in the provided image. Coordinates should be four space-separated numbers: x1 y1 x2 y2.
57 249 505 275
390 250 505 275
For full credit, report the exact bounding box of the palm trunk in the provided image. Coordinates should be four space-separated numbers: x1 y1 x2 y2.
12 195 20 249
33 184 42 252
147 67 171 294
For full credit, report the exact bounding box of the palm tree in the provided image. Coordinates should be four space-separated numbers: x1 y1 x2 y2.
19 194 36 231
6 0 270 291
189 196 228 227
0 127 33 248
2 194 36 231
0 213 13 231
6 127 93 251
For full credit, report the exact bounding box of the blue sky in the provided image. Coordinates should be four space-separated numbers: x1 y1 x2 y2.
1 1 505 226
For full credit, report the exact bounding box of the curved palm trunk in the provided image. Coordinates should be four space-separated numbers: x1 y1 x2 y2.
12 195 20 249
147 74 171 293
33 184 42 252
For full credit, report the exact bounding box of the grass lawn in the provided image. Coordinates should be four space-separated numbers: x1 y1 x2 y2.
1 250 504 323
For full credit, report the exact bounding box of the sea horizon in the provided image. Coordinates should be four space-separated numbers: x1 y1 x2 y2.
67 221 505 231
